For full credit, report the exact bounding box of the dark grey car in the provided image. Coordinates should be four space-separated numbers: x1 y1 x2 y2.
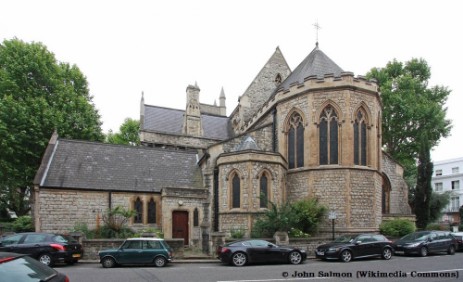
393 231 457 256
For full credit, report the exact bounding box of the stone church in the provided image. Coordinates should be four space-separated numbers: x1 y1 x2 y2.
33 43 412 250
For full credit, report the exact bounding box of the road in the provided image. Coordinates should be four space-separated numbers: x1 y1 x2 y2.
56 253 463 282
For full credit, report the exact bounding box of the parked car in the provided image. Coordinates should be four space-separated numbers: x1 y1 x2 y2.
0 251 70 282
0 232 83 266
216 239 307 266
98 238 173 268
451 232 463 251
315 234 393 262
393 231 457 256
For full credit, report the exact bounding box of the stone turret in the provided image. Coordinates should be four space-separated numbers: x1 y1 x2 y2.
183 83 202 136
140 91 145 129
219 87 226 116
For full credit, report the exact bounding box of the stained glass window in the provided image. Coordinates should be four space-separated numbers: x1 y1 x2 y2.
148 198 156 224
134 197 143 223
287 113 304 168
319 106 338 164
354 109 367 165
260 175 268 208
232 174 240 208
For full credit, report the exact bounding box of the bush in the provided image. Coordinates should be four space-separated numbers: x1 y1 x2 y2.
12 216 33 232
380 219 415 238
425 223 450 231
230 228 245 239
251 198 327 237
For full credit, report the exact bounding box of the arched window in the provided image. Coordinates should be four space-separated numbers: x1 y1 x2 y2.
382 174 391 214
275 73 282 85
260 174 268 208
232 173 241 208
354 108 367 165
134 197 143 223
148 198 156 224
319 105 338 165
193 208 199 227
287 112 304 169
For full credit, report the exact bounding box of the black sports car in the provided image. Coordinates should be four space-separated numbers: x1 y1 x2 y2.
216 239 306 266
0 232 83 266
315 234 394 262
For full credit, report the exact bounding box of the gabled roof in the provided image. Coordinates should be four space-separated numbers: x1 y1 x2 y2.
278 43 344 91
34 138 203 192
142 105 231 140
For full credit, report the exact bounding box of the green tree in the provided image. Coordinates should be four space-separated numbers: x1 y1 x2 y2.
367 59 451 223
414 135 433 229
106 118 140 145
428 191 451 223
367 59 451 188
0 38 104 216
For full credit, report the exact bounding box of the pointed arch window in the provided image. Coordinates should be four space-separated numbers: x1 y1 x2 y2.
319 105 338 165
274 73 282 85
232 173 241 208
260 174 268 208
287 112 304 169
148 198 156 224
134 197 143 223
354 108 367 166
193 208 199 227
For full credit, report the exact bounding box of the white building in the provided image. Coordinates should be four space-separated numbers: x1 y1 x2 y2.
432 157 463 225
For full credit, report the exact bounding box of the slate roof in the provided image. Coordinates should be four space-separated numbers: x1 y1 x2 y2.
142 105 231 140
278 43 344 91
35 139 203 192
234 136 260 151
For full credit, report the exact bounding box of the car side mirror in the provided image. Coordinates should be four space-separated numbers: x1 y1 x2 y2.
267 244 274 248
355 241 362 245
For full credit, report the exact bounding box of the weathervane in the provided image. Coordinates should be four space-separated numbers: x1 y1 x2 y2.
313 20 321 46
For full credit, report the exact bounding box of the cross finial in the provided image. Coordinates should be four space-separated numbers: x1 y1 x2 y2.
313 20 321 47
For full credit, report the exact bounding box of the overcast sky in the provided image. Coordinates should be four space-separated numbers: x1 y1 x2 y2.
1 0 462 162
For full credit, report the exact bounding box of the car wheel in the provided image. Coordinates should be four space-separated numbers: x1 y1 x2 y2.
420 246 428 257
448 245 456 255
340 250 352 262
154 256 167 267
38 253 53 266
382 248 392 260
288 251 302 264
101 257 116 268
231 252 247 267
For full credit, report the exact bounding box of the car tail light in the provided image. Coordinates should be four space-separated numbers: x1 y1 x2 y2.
50 244 65 251
220 247 230 253
0 257 15 264
65 275 70 282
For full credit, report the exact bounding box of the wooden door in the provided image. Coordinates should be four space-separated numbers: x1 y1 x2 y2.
172 211 189 245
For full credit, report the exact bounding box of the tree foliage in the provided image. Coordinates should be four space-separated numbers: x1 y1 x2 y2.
0 38 104 216
367 58 451 225
106 118 140 145
367 58 451 188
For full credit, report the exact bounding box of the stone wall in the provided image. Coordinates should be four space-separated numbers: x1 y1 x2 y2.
382 153 411 214
287 168 382 233
161 187 208 243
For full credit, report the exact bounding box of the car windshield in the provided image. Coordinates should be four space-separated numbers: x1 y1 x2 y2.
0 256 57 281
401 232 429 241
334 235 356 243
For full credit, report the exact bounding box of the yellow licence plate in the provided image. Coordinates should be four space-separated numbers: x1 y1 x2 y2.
72 254 81 258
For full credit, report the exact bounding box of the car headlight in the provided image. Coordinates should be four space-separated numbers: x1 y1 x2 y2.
328 247 340 252
407 243 421 248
